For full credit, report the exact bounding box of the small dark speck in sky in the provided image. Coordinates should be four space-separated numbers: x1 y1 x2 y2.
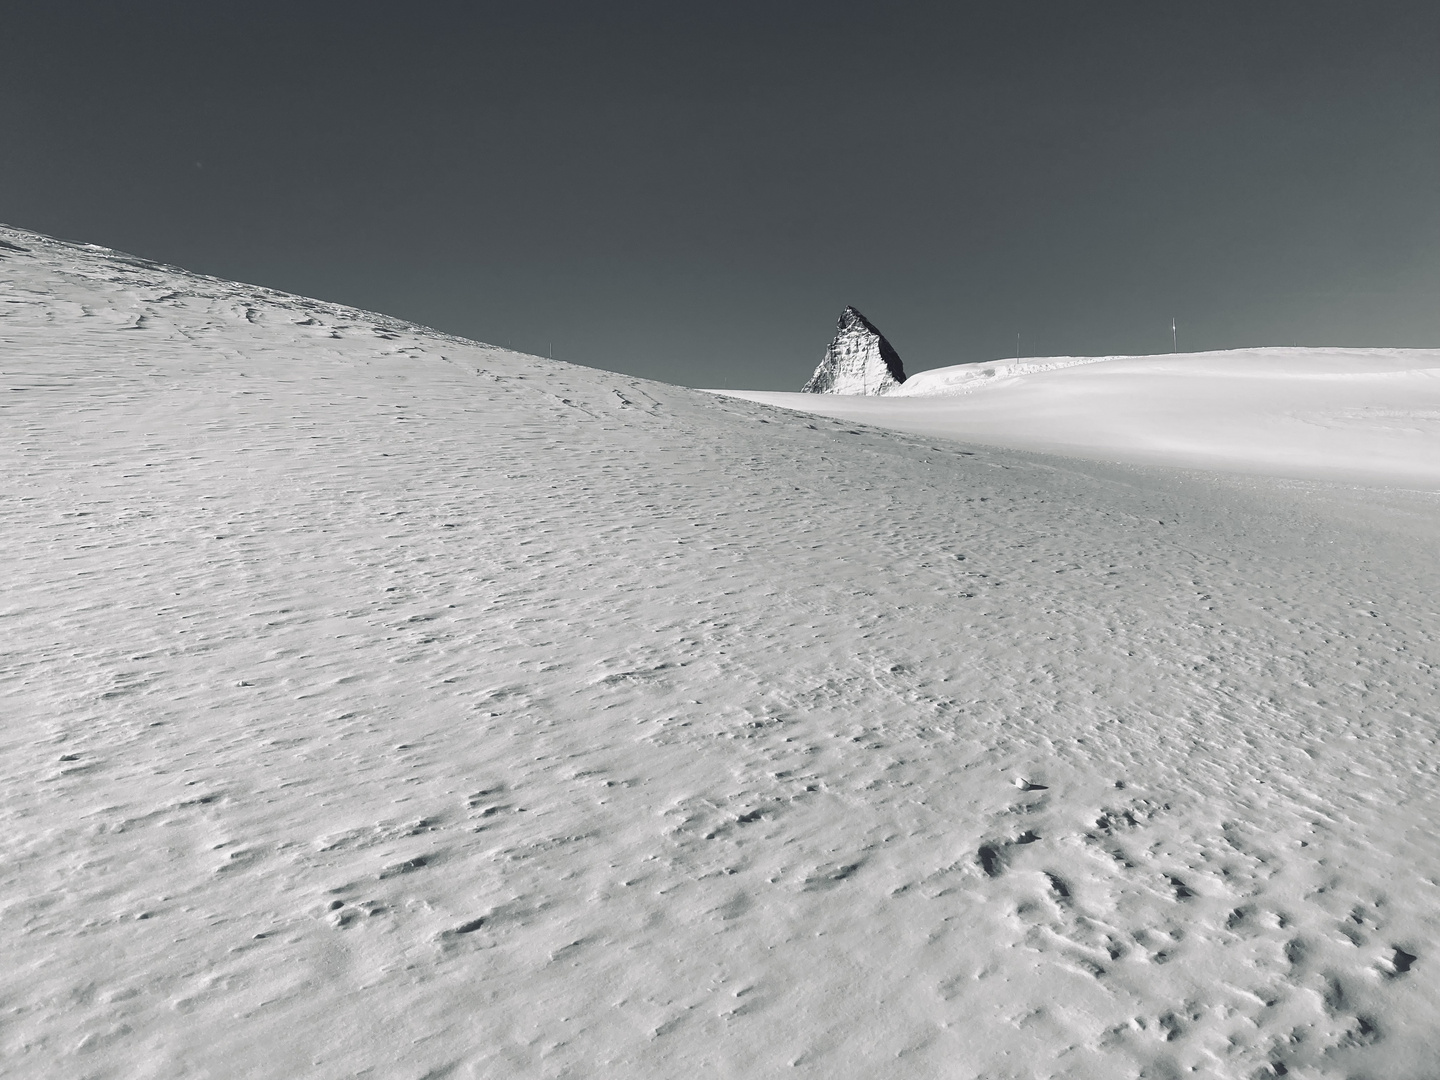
3 0 1437 388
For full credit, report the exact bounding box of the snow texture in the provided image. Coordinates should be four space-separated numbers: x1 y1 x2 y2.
4 224 1440 1079
800 305 906 395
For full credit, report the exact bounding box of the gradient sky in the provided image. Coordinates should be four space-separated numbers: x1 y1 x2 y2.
4 1 1437 389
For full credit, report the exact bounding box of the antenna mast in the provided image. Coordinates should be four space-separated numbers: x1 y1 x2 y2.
1172 318 1177 353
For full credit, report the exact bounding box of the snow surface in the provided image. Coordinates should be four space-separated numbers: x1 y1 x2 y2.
726 348 1440 487
4 225 1440 1079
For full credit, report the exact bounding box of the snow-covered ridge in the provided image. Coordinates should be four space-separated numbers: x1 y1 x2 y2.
0 223 470 348
892 354 1113 396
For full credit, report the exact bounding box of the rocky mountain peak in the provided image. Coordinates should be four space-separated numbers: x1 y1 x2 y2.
801 306 907 395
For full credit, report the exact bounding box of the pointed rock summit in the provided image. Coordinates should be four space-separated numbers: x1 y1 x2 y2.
801 306 906 395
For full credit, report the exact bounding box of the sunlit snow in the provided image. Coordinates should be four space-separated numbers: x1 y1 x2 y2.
4 225 1439 1079
726 348 1440 487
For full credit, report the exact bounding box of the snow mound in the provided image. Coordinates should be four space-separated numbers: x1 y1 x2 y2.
893 354 1121 396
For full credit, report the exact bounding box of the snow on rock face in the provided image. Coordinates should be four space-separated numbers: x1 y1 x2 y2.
801 306 906 394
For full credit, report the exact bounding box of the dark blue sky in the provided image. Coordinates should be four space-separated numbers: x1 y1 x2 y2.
4 1 1437 388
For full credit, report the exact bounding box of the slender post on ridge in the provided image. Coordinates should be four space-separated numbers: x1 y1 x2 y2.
1172 318 1177 353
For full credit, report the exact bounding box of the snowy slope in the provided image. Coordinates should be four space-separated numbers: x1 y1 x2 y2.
726 348 1440 487
4 225 1440 1079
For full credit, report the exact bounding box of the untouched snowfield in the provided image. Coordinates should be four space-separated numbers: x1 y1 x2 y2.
723 348 1440 487
3 225 1439 1079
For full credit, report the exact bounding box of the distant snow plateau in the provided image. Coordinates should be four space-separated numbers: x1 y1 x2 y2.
730 346 1440 487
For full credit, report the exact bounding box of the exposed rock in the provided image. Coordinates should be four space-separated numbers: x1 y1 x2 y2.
801 306 906 395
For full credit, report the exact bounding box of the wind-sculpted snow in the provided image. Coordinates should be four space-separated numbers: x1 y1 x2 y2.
3 224 1440 1078
800 305 906 395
